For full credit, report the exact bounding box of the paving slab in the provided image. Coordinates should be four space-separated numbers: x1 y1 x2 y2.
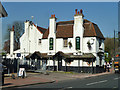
2 69 114 89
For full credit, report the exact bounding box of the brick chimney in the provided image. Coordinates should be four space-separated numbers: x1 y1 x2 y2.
74 9 84 25
73 9 84 52
75 9 78 15
49 14 56 35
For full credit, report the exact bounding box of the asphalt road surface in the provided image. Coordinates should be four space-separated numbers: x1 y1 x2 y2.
3 73 120 90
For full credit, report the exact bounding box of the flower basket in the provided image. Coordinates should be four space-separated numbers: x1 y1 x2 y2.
68 41 72 48
87 41 91 50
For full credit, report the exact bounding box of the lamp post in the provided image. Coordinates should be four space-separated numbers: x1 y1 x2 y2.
114 30 119 60
114 30 115 60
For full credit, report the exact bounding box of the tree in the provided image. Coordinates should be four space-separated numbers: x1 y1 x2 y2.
104 53 109 62
3 40 10 53
13 21 24 50
104 37 119 62
3 21 24 53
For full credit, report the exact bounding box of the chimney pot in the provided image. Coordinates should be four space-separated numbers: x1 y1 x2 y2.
80 9 83 14
53 14 55 18
78 11 80 14
75 9 77 14
12 26 14 31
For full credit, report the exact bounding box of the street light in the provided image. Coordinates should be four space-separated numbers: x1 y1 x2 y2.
114 30 119 59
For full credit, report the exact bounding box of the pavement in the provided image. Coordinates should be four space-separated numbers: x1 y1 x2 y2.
2 68 114 89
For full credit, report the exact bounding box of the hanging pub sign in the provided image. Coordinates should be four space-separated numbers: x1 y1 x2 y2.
17 53 21 57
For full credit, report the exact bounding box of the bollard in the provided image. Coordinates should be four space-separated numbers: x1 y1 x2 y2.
22 71 25 79
2 72 4 86
12 74 15 79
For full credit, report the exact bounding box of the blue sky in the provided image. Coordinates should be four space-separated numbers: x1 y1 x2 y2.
2 2 118 42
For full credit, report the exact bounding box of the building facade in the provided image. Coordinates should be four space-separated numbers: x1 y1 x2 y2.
7 9 105 73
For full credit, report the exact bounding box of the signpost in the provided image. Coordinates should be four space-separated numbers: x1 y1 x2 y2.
18 68 26 78
17 53 21 77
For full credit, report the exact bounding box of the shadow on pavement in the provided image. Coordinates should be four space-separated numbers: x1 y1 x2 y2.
3 83 13 86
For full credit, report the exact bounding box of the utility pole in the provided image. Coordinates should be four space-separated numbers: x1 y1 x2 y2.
118 32 120 49
114 30 115 60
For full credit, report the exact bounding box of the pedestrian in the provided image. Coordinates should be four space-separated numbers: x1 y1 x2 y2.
104 62 106 72
107 63 110 72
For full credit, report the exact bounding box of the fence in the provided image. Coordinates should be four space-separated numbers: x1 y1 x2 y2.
2 58 47 73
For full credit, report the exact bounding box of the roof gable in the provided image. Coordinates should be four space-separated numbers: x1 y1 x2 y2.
33 23 47 34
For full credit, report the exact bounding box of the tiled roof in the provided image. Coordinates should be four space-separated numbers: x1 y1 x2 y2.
53 51 96 61
56 24 73 38
25 51 51 59
37 26 47 34
33 23 47 34
42 19 105 39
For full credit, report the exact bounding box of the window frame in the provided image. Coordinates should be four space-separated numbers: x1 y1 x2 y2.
99 39 102 47
76 37 80 50
39 39 41 44
63 38 68 47
49 38 54 50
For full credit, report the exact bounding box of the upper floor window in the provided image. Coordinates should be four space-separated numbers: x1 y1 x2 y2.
99 39 102 47
39 39 41 44
49 38 53 50
76 37 80 50
63 38 68 47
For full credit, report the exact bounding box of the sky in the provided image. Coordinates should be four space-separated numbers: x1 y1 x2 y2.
1 2 118 44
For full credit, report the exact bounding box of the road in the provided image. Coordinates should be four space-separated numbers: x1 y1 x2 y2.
3 73 120 90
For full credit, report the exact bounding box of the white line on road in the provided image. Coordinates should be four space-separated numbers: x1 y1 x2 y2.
59 87 73 90
86 80 108 86
114 77 120 80
66 87 73 88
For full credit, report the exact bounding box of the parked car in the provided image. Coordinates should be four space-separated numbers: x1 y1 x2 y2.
0 63 7 72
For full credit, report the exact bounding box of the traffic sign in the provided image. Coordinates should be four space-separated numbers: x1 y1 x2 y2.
17 53 21 57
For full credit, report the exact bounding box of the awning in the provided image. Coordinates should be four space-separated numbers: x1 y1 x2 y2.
53 51 96 61
53 51 70 59
97 51 104 56
68 53 96 60
25 51 96 62
25 54 32 59
25 51 52 59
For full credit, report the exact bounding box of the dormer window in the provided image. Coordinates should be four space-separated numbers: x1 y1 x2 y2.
63 38 68 47
76 37 80 50
49 38 53 50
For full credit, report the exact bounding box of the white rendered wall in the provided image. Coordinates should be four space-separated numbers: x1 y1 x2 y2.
83 37 96 53
15 21 43 59
11 16 105 68
47 59 96 67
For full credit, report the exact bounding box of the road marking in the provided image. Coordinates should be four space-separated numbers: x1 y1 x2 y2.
114 77 120 80
86 80 108 86
66 87 73 88
113 87 117 88
59 87 73 90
